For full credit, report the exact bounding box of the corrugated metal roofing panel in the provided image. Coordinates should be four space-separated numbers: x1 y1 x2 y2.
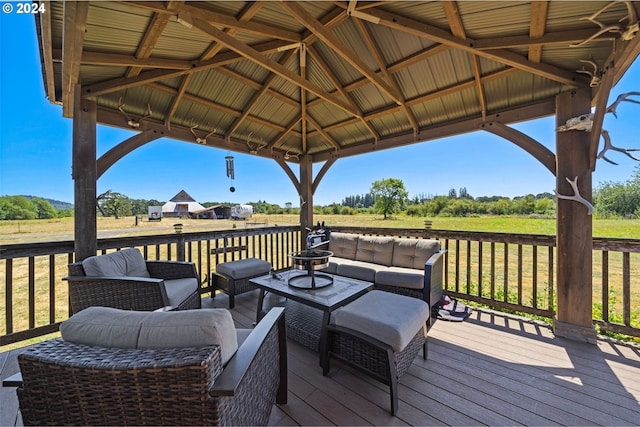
350 83 393 115
457 1 531 38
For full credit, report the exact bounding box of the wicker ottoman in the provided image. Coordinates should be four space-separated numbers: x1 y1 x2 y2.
323 290 430 415
213 258 272 308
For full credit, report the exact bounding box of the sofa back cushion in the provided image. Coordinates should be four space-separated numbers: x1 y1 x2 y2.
392 238 441 269
355 236 395 266
81 247 150 278
60 306 239 365
328 232 359 259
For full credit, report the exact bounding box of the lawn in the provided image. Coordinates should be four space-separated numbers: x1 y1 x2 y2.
1 214 638 243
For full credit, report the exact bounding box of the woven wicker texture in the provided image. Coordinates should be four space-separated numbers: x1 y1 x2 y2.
329 328 425 383
283 300 323 351
67 259 202 313
16 317 283 426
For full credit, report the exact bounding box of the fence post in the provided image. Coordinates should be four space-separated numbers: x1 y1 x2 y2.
174 224 185 261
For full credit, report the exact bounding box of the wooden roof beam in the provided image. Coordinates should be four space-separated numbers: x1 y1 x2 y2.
166 2 264 128
282 1 404 106
81 40 293 97
189 16 361 118
353 17 419 133
126 1 301 43
352 7 589 87
474 29 611 50
62 1 88 117
442 1 487 120
528 1 549 63
36 3 56 103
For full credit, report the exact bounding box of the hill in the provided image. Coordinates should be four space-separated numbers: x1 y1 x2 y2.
22 195 73 210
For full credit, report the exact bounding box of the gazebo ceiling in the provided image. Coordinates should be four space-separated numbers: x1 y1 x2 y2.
37 1 640 164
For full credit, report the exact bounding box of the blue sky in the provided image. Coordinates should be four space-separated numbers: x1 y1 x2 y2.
1 11 639 207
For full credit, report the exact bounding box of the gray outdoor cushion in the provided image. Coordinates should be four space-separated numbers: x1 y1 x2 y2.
375 267 424 289
355 236 395 266
328 232 359 259
61 306 238 365
81 247 150 278
164 277 199 307
331 290 429 352
216 258 271 279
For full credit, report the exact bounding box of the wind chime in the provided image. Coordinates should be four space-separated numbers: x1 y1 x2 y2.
225 154 235 192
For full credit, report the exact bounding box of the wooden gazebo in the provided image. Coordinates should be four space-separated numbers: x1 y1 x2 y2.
35 1 639 342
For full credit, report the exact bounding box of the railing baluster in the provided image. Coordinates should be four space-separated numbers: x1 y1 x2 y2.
622 252 630 327
602 251 609 323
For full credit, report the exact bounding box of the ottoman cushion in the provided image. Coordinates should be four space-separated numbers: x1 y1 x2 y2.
331 290 429 352
216 258 271 279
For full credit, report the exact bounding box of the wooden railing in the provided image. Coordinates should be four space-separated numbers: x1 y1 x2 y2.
1 225 639 346
0 226 301 346
331 226 640 338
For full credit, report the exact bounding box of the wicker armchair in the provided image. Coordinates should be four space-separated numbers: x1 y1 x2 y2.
14 307 287 426
66 248 202 313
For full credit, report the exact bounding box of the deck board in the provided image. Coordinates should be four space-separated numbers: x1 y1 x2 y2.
1 290 639 426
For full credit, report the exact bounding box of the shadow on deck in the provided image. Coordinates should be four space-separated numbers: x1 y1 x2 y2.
2 290 640 426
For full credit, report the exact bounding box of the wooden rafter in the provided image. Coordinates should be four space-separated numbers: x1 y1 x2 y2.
126 1 301 42
281 1 403 106
188 17 360 118
474 29 613 50
228 49 298 140
353 17 419 132
442 1 487 119
62 1 88 117
351 6 589 87
306 46 379 141
81 40 293 97
165 2 264 128
528 1 549 63
126 6 176 78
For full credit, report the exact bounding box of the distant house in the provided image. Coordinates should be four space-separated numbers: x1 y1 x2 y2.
161 190 205 218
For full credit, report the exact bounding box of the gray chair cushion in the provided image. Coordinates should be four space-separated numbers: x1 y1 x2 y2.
81 248 150 278
331 290 429 352
164 277 199 307
216 258 271 279
60 306 238 365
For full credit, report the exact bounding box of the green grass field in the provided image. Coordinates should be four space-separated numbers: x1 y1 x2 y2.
1 214 639 242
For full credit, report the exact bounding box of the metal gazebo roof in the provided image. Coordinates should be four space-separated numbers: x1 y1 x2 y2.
36 1 639 169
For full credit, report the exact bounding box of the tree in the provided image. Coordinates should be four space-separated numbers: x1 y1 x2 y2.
370 178 408 219
32 197 57 219
594 165 640 218
0 196 37 220
99 191 132 219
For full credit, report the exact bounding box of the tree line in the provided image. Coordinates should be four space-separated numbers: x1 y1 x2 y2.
2 166 638 220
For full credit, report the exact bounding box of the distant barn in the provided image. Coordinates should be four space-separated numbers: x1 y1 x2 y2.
161 190 205 218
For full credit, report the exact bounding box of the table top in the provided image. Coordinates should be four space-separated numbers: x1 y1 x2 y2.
250 271 373 312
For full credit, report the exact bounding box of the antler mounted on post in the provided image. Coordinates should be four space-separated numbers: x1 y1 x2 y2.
118 97 152 129
555 176 594 215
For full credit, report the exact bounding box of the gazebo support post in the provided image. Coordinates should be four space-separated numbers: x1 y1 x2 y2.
72 86 97 261
553 88 597 343
299 154 313 246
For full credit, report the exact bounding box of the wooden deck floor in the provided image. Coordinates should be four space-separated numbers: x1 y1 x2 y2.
2 290 640 426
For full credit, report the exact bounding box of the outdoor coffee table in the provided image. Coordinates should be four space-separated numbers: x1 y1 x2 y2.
250 270 373 365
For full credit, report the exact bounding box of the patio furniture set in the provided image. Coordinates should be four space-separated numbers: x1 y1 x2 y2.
6 233 445 422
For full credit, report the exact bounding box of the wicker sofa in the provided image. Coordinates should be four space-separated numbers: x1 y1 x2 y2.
65 247 201 313
13 306 287 426
322 232 445 321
